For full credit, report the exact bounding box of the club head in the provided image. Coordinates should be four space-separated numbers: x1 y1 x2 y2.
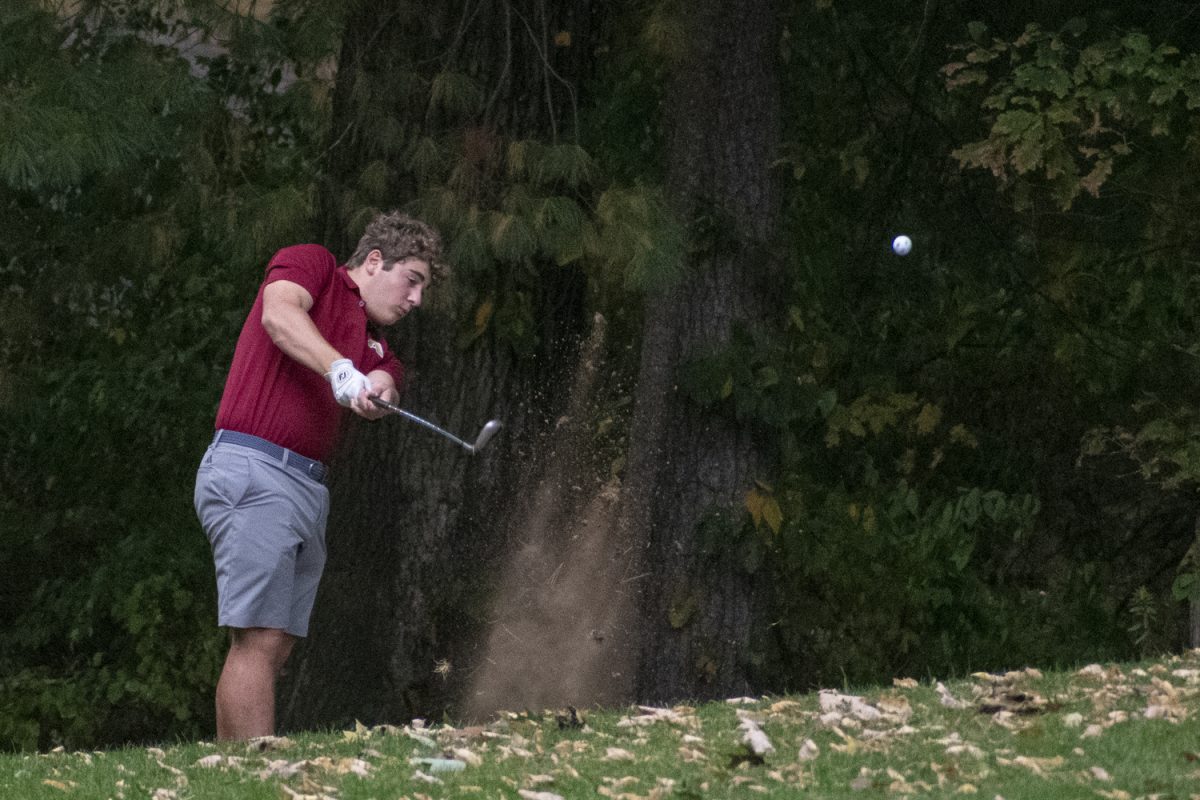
471 420 502 453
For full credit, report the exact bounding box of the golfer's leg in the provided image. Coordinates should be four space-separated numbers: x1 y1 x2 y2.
216 627 296 741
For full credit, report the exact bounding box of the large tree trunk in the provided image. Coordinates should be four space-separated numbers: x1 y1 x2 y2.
1192 516 1200 649
621 0 783 702
280 0 599 730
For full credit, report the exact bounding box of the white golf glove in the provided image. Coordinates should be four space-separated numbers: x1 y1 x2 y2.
326 358 371 407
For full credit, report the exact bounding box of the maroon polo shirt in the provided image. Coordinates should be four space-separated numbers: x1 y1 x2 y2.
214 244 404 462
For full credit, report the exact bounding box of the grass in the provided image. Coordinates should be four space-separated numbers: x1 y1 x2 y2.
2 651 1198 800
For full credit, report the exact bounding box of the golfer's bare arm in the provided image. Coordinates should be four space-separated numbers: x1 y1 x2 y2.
261 280 342 376
261 280 400 412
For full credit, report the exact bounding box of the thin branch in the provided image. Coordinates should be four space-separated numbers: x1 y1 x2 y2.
482 0 513 126
508 0 580 143
435 0 486 70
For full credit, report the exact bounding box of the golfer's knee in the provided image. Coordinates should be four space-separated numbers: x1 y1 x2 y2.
229 627 294 669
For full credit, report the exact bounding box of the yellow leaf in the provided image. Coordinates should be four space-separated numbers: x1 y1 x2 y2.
720 375 734 399
915 403 942 436
554 30 572 47
949 424 978 449
762 495 783 536
43 780 76 792
342 720 370 742
474 298 495 333
745 488 764 527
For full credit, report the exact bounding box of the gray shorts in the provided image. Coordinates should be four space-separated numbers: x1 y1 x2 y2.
194 432 330 637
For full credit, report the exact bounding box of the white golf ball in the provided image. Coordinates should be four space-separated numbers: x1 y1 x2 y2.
892 235 912 256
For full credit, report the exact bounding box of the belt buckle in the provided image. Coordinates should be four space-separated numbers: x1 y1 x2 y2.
304 459 324 483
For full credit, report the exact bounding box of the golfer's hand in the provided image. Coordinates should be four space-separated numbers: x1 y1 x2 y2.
355 380 396 420
327 358 371 408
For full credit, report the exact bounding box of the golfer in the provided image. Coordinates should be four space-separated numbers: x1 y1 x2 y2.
194 210 444 740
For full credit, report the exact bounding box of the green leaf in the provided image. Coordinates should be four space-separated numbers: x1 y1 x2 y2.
488 211 537 262
429 71 483 117
535 144 597 188
668 589 698 629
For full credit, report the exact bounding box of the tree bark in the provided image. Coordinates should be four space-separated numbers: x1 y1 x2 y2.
279 0 600 729
621 0 783 702
1192 516 1200 649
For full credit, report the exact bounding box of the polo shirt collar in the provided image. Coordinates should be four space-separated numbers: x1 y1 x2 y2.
337 266 363 296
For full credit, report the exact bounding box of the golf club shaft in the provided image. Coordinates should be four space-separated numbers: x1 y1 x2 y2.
369 396 475 451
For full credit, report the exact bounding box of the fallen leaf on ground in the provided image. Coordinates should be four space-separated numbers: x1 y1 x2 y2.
518 791 564 800
977 689 1048 715
936 682 967 709
737 712 775 756
998 755 1064 775
453 747 483 766
412 769 442 785
247 735 293 753
279 786 334 800
819 690 883 721
335 758 371 777
850 774 874 791
617 707 694 728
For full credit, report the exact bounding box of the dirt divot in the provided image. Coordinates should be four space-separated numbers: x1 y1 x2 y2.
464 315 639 719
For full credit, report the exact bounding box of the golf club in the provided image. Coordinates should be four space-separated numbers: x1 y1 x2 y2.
369 396 502 454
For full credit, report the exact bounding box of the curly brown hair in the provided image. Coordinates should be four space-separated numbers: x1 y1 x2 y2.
347 211 448 281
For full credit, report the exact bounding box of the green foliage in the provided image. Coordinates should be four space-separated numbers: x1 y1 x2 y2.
1081 400 1200 491
947 17 1200 658
590 186 685 293
1126 586 1158 655
429 71 483 119
767 478 1044 682
947 22 1200 210
0 0 328 749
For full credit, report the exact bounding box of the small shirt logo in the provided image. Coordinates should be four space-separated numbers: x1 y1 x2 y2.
367 338 384 358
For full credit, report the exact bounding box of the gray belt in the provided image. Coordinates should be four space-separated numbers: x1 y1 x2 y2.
213 430 328 484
